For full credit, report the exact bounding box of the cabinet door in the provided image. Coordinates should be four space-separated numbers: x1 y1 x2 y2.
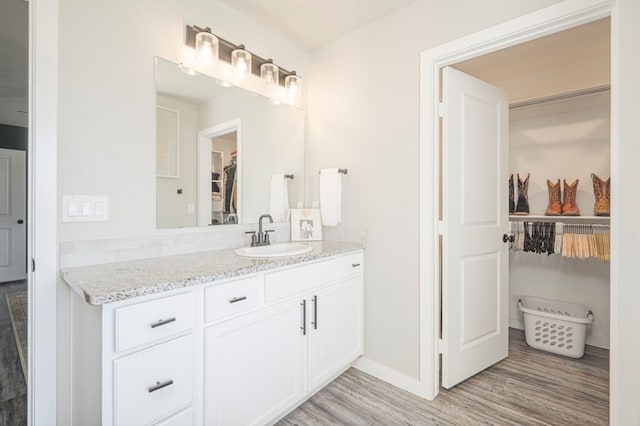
307 277 363 391
204 298 306 426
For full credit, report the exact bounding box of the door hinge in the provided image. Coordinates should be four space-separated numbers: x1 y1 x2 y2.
437 221 446 235
31 258 35 272
438 102 446 117
438 338 445 354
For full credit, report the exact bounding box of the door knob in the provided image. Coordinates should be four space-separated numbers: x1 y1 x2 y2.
17 219 24 224
502 233 514 243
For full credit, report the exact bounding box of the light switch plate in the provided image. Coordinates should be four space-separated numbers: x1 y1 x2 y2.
62 196 109 222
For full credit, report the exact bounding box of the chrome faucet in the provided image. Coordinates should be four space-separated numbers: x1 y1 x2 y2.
246 214 274 247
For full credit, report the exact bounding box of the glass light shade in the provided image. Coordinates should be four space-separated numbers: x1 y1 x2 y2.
231 46 252 79
285 72 302 98
195 32 218 64
260 61 279 85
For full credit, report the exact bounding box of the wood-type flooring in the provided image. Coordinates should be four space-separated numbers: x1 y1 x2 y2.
0 280 27 426
279 328 609 426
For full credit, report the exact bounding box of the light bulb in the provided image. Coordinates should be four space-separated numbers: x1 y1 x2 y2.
236 57 247 78
195 32 218 65
265 70 274 84
288 80 298 97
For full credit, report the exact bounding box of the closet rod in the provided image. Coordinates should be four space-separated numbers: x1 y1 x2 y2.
509 85 610 110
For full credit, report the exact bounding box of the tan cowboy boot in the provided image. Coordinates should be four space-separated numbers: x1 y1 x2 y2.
591 173 610 216
562 179 581 216
545 179 562 216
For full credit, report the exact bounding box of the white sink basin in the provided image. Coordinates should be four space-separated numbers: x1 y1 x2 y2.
234 242 314 258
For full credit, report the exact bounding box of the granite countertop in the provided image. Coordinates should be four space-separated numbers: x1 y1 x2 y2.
61 241 363 305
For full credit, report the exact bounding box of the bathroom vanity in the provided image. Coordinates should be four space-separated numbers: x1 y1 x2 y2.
61 241 363 425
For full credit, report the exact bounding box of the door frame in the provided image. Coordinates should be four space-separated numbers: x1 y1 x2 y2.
29 0 59 423
419 0 613 401
197 118 242 226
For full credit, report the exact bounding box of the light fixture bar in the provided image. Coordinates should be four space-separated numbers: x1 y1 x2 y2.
186 25 300 86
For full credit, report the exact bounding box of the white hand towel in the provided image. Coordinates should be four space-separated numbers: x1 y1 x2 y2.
320 168 342 227
270 174 289 222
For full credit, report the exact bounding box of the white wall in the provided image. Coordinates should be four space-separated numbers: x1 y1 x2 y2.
306 0 563 384
57 0 309 242
156 94 198 229
508 91 610 348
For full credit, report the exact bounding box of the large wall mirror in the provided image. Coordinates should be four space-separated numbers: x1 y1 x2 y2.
155 57 305 229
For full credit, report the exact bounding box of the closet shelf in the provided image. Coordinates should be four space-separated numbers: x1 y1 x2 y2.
509 215 610 225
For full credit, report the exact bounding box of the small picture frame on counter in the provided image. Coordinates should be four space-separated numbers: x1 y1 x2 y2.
291 209 322 241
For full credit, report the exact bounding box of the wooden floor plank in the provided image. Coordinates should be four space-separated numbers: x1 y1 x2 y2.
279 329 609 426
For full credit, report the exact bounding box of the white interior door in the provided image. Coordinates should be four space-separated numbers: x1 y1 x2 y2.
0 148 27 283
441 67 509 389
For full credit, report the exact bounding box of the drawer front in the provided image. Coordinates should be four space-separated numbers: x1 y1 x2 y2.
115 292 195 353
154 407 193 426
114 335 193 426
205 276 260 323
338 252 364 278
264 258 337 303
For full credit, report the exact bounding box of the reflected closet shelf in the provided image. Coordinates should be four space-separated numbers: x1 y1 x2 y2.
509 215 610 225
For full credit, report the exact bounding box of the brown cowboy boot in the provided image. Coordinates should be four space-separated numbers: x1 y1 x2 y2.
545 179 562 216
562 179 581 216
514 173 530 215
591 173 610 216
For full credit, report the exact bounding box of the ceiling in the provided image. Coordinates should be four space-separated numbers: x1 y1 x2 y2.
219 0 419 52
453 18 611 102
0 0 28 127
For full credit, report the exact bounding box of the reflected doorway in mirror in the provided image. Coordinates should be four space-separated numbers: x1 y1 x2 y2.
291 209 322 241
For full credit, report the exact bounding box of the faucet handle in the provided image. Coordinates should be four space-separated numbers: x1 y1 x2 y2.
264 230 275 245
245 231 258 247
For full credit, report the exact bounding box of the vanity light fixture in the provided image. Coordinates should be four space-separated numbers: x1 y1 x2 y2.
285 71 302 98
185 25 303 97
231 45 252 79
260 59 279 85
195 31 218 65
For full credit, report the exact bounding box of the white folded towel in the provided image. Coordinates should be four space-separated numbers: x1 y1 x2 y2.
270 174 289 222
320 168 342 227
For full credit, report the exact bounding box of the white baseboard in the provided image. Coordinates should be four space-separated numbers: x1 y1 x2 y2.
509 316 609 350
352 357 425 397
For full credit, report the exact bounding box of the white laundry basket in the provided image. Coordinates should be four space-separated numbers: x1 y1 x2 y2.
517 296 594 358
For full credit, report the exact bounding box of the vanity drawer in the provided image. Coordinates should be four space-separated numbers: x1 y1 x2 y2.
264 258 337 303
205 276 260 323
338 252 364 278
114 335 193 426
115 292 195 353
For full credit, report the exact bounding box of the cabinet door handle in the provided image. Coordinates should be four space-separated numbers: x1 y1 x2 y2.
148 379 174 393
300 299 307 336
229 296 247 304
312 295 318 330
150 317 176 328
352 263 361 267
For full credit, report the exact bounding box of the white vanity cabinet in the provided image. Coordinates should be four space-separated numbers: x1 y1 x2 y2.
68 249 363 426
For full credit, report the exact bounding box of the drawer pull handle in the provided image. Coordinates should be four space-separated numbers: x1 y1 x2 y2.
229 296 247 304
301 299 307 336
352 263 361 267
150 317 176 328
312 295 318 330
148 379 174 393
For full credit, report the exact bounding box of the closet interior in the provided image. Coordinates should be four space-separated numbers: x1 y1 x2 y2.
453 17 611 353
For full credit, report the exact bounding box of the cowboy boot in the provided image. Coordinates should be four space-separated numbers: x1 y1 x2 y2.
562 179 581 216
509 174 515 214
514 173 530 215
591 173 610 216
545 179 562 216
